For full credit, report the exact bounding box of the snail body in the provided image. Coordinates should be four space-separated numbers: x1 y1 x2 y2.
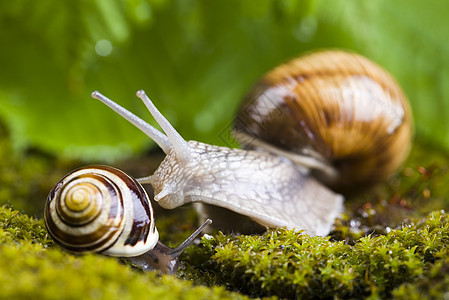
90 91 343 237
149 140 342 236
85 50 411 237
44 165 211 274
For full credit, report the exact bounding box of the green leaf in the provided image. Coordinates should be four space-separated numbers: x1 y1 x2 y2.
0 0 447 160
315 0 449 148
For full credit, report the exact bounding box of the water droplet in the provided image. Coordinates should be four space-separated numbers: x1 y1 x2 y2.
95 39 113 57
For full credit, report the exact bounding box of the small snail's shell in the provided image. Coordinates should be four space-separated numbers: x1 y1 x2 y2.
235 50 412 192
44 165 158 257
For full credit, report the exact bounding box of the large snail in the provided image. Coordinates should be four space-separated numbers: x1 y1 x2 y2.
85 50 411 236
44 165 211 274
45 50 412 267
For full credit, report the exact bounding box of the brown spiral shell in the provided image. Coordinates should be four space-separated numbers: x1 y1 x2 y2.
44 165 158 257
235 50 412 192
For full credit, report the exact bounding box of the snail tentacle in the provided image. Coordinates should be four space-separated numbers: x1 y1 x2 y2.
136 90 192 163
126 219 212 274
167 218 212 256
91 91 173 154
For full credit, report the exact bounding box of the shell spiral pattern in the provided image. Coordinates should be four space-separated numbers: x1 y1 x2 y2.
235 50 412 192
44 165 158 257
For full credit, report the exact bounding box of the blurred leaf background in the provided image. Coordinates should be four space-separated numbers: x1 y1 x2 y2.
0 0 447 161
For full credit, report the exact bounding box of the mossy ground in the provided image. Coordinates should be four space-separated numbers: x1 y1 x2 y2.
1 123 449 299
0 206 247 300
180 211 449 299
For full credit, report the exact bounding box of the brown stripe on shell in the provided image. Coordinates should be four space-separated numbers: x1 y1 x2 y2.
45 199 123 253
45 165 157 256
120 169 153 247
54 175 111 227
83 165 154 253
45 167 127 252
45 213 123 252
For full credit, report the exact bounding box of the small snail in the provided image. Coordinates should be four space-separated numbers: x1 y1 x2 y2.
56 50 411 239
44 165 212 274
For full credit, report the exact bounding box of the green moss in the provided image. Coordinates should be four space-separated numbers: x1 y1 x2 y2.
181 211 449 299
2 123 449 299
0 243 245 300
330 141 449 243
0 206 247 300
0 205 52 246
392 256 449 299
179 141 449 298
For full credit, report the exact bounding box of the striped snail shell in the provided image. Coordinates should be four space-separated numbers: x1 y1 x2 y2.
234 50 412 192
45 165 156 256
44 165 211 274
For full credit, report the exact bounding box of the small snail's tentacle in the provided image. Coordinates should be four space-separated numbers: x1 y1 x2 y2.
127 242 177 274
120 219 212 274
136 90 192 163
167 218 212 256
91 91 172 154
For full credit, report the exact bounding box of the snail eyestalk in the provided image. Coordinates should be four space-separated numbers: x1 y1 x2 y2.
128 218 212 274
168 218 212 256
91 91 172 154
136 90 192 163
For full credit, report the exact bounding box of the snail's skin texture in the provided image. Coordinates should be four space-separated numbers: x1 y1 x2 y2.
151 141 342 236
44 165 212 274
235 50 412 192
